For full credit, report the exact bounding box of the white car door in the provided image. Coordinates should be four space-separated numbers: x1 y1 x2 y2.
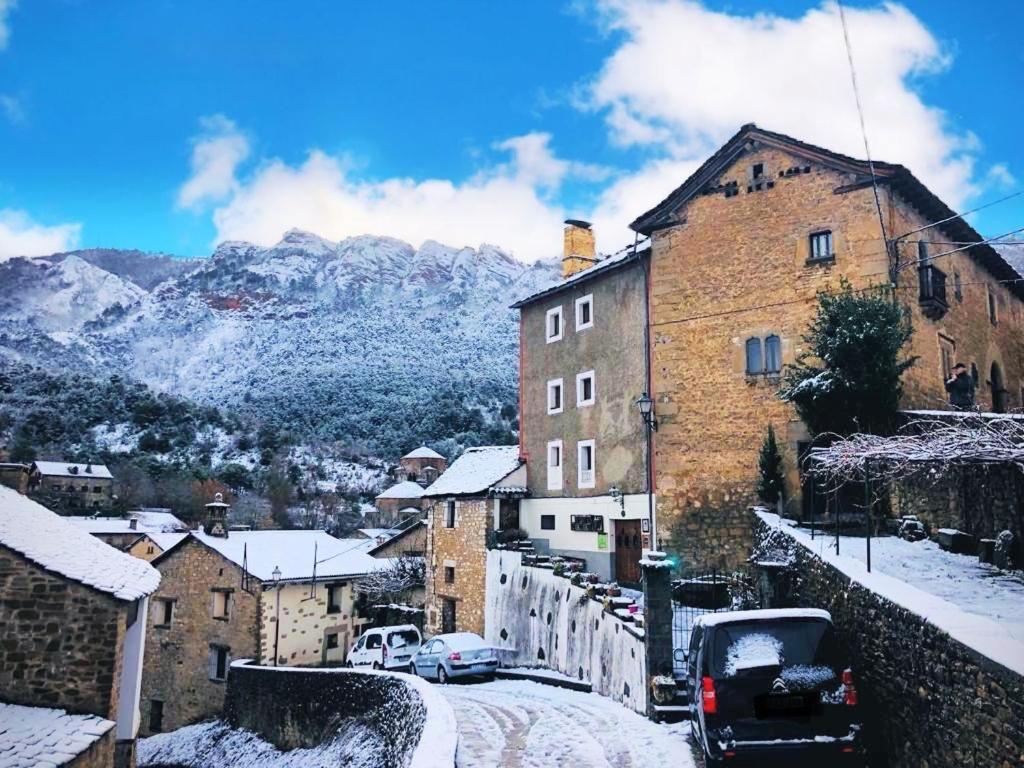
350 634 367 666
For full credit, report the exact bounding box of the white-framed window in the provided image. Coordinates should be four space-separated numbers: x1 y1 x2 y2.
577 439 596 489
546 306 563 343
547 378 564 415
547 439 563 491
575 294 594 331
576 370 595 407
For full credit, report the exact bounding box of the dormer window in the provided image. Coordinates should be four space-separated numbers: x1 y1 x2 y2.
546 306 563 343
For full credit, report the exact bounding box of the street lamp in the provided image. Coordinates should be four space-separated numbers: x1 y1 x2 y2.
635 392 657 550
608 485 626 517
272 566 282 667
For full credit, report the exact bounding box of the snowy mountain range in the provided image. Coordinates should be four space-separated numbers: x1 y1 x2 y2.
0 231 560 456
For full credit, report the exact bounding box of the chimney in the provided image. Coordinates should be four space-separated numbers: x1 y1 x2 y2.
203 492 231 538
562 219 595 279
129 515 138 531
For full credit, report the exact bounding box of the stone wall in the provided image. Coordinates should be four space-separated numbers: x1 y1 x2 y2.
425 497 490 636
0 544 126 721
69 728 116 768
224 662 457 767
139 537 260 735
484 550 648 713
753 514 1024 767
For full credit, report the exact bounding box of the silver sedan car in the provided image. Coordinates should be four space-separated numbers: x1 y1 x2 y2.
409 632 499 683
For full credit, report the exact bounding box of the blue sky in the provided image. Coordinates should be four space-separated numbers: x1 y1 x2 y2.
0 0 1021 261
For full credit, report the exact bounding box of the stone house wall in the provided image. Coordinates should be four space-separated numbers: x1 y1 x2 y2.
0 544 126 721
139 538 260 735
32 474 113 512
69 729 116 768
370 497 425 527
425 498 491 636
753 514 1024 767
371 524 427 558
649 144 1024 571
399 455 447 482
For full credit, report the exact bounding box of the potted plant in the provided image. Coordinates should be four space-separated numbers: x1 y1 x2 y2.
607 583 622 598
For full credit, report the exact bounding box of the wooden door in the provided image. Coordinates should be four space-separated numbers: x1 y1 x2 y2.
615 519 643 585
441 598 457 634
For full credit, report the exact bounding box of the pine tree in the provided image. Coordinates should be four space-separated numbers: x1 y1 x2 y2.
757 425 785 514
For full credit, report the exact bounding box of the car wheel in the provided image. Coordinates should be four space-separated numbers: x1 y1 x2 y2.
409 663 417 676
437 666 449 684
372 662 382 670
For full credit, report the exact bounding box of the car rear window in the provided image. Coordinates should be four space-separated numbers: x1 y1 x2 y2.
387 630 420 648
710 619 838 679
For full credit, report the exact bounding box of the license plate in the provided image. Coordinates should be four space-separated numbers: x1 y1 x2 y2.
754 693 817 718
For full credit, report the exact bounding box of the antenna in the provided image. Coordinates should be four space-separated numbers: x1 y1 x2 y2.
303 541 319 602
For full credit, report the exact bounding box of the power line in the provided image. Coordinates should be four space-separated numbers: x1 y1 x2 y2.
902 225 1024 273
894 188 1024 241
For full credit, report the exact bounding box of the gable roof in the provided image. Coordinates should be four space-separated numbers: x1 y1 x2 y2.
31 461 113 480
65 511 187 535
630 123 1023 299
423 445 523 497
0 702 115 768
0 487 160 601
368 518 426 556
376 480 426 500
402 446 445 460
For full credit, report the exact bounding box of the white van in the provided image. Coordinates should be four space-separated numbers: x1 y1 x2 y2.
347 624 423 670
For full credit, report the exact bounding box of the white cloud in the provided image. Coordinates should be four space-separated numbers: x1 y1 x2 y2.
177 114 251 210
0 0 15 50
986 163 1016 189
584 0 985 239
205 130 594 262
0 94 24 124
0 209 81 260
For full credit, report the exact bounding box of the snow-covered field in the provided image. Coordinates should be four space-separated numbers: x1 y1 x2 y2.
439 679 694 768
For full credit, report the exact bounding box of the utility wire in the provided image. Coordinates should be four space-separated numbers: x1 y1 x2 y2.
894 188 1024 241
902 225 1024 272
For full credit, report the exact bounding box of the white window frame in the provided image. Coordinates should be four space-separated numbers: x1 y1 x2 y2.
545 306 563 343
547 439 563 491
577 439 596 489
574 294 594 331
576 370 595 407
547 378 564 415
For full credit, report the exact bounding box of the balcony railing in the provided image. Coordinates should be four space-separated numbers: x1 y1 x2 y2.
918 264 948 319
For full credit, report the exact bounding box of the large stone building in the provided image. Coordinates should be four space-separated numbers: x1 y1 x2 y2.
139 496 388 735
423 446 525 636
513 124 1024 573
0 486 161 767
29 461 115 512
398 446 447 485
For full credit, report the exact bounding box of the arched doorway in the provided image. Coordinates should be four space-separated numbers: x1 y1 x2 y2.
990 362 1007 413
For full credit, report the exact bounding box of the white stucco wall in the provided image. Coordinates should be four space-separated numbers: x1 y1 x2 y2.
519 493 653 553
261 581 371 666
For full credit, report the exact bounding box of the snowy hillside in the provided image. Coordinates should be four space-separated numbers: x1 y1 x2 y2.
0 232 560 455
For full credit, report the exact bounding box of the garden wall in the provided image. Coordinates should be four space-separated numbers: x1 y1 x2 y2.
484 550 648 713
224 661 457 768
753 511 1024 768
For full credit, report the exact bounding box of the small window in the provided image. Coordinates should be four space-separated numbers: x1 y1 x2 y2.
988 288 998 325
809 231 833 262
326 633 339 650
212 591 230 620
576 370 595 407
546 306 563 343
764 335 782 374
745 337 763 374
751 163 764 179
547 440 563 492
327 584 342 614
540 515 556 531
954 272 963 302
146 545 155 555
155 598 174 627
577 440 596 489
92 486 101 493
149 700 164 734
575 294 593 331
444 500 456 528
209 646 229 681
547 379 564 415
444 566 455 584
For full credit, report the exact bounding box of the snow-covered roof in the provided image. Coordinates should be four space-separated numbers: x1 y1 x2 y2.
376 481 426 500
65 510 187 535
358 528 393 540
148 532 188 552
31 460 113 480
0 487 160 601
0 702 114 768
402 446 445 460
694 608 832 628
423 446 522 497
189 529 388 583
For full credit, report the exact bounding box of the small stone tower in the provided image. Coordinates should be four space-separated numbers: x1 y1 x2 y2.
203 492 230 538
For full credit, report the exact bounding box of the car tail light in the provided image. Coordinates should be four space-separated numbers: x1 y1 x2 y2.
449 651 461 661
701 676 718 714
842 668 858 706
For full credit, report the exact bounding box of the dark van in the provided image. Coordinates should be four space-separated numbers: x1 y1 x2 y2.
686 608 863 767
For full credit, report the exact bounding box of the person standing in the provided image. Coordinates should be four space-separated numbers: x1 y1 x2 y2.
945 362 975 410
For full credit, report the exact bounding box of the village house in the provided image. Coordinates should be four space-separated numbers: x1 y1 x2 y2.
512 124 1024 572
0 486 161 767
28 461 115 512
371 480 427 526
0 461 30 494
423 446 525 636
65 510 189 562
139 495 389 735
398 445 448 485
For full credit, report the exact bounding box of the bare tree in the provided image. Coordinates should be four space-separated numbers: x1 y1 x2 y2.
356 557 425 604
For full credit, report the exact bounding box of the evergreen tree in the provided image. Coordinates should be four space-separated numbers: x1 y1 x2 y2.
781 281 916 436
756 425 785 514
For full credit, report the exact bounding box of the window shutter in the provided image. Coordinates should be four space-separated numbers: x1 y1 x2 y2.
745 338 763 374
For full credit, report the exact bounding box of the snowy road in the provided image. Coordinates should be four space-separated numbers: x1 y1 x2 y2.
438 679 696 768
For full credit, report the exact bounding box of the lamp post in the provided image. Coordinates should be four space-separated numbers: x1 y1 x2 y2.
272 565 282 667
609 485 626 517
635 392 658 550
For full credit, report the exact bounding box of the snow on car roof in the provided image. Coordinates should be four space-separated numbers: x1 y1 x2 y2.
435 632 489 650
423 446 522 497
695 608 832 628
0 702 115 768
0 487 160 601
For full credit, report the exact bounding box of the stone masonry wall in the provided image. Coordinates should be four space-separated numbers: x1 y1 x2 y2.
425 498 489 636
753 514 1024 767
0 544 126 720
139 537 260 735
68 728 116 768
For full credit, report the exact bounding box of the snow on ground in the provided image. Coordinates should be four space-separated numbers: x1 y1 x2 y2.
439 679 694 768
498 667 586 685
